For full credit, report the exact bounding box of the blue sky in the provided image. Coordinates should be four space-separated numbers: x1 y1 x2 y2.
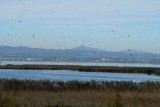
0 0 160 53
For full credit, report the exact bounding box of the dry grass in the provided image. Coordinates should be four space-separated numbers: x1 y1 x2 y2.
1 90 160 107
0 79 160 106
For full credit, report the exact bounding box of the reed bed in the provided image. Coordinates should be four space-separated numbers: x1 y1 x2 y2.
0 79 160 107
0 89 160 107
0 79 160 92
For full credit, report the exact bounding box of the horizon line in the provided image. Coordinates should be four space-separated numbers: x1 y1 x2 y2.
1 45 160 54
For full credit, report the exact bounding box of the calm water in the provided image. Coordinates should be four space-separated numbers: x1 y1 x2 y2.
1 61 160 68
0 69 160 82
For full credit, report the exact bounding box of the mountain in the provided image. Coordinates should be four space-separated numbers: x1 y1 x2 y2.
0 45 160 63
74 45 104 52
121 49 146 54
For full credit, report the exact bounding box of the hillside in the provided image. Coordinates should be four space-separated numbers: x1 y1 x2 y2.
0 45 160 63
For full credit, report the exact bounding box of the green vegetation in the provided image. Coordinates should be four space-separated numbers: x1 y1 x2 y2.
0 64 160 75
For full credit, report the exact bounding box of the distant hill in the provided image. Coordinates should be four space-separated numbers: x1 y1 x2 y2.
74 45 104 52
0 45 160 63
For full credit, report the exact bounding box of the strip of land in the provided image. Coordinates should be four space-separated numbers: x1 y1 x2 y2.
0 64 160 75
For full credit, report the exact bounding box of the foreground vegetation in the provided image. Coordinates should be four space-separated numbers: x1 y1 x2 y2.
0 79 160 107
0 64 160 75
1 90 160 107
0 64 160 107
0 79 160 92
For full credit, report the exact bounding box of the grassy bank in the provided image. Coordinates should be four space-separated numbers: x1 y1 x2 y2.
0 64 160 75
0 79 160 107
0 89 160 107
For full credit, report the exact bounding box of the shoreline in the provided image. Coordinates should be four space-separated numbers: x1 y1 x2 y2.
0 64 160 75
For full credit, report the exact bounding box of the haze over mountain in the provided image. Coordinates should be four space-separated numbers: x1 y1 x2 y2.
73 45 105 52
0 45 160 64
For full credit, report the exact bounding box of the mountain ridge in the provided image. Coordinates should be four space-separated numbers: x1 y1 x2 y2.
0 45 151 53
0 45 160 63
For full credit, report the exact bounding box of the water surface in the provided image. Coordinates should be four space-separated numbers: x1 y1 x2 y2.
0 69 160 82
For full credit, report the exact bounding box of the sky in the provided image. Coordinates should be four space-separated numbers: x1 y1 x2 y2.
0 0 160 53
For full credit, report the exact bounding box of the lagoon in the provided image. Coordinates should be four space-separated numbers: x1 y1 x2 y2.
0 69 160 82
